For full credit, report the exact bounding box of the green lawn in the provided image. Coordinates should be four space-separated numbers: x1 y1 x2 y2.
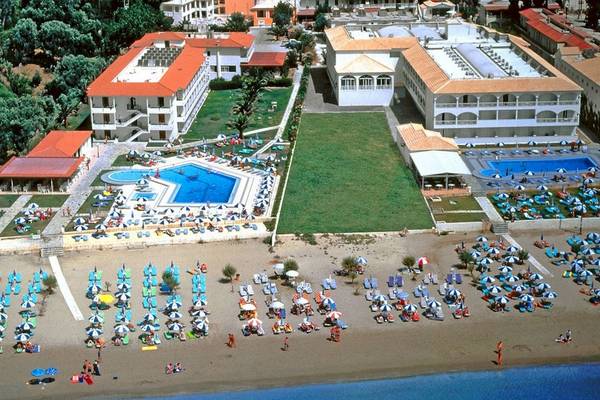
76 190 115 215
427 196 482 212
91 170 111 187
26 194 69 208
434 212 488 223
112 154 135 167
184 87 292 141
0 212 54 237
0 194 20 208
278 113 433 233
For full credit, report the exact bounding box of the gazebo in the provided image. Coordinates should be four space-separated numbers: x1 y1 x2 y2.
410 151 471 190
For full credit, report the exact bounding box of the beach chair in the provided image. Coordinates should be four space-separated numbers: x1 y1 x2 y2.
13 284 20 295
363 279 371 289
419 297 428 309
423 275 431 285
371 278 379 289
260 274 268 284
247 285 254 296
446 274 453 284
262 285 271 295
413 287 422 297
322 279 331 290
329 279 337 290
365 290 373 301
253 274 261 284
388 288 397 300
455 274 463 284
421 287 430 298
238 285 247 297
387 276 395 288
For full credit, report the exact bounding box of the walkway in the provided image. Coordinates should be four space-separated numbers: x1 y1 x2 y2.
48 255 84 321
501 234 553 277
475 196 504 222
0 195 32 233
43 142 141 239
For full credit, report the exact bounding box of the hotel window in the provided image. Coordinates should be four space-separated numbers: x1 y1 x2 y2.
220 65 236 72
341 76 356 90
257 10 265 17
358 75 374 90
210 65 217 72
376 75 391 89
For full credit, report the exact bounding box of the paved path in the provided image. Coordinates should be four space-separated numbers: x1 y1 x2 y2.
0 195 32 233
49 255 84 321
475 196 504 222
501 234 553 277
43 143 141 240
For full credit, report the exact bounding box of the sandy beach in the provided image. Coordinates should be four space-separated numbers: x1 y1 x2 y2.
1 231 600 399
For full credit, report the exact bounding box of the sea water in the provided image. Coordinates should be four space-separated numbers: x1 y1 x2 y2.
141 363 600 400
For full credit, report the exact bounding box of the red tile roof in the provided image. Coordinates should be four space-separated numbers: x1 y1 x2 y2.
0 156 83 178
244 52 286 67
520 8 597 51
186 32 255 49
87 44 206 97
28 130 92 158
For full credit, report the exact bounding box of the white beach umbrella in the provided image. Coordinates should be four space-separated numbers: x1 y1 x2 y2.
495 296 510 304
88 313 104 325
446 288 461 298
0 312 7 323
478 257 493 266
114 324 130 335
86 327 103 338
544 291 558 300
15 333 30 342
74 224 88 232
520 294 534 303
18 322 34 331
321 297 335 308
373 294 387 303
536 282 552 291
427 298 441 309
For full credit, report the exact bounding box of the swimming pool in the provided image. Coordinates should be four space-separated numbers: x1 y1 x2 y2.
103 164 238 204
480 157 598 177
131 192 157 201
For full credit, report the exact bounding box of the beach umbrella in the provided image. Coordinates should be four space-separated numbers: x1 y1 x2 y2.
355 256 368 266
270 301 285 310
166 299 182 310
497 193 509 201
578 269 593 278
427 298 441 309
529 273 543 281
512 284 527 293
478 257 493 266
326 311 343 320
21 299 35 309
95 224 107 231
74 217 87 225
446 288 461 298
379 303 393 312
179 206 192 214
285 270 299 279
470 250 482 258
114 324 130 335
506 245 520 253
586 232 600 242
164 208 175 216
536 282 552 292
591 259 600 267
193 320 207 330
192 310 207 319
74 225 88 232
498 265 513 275
14 217 27 225
520 294 534 303
584 178 594 185
488 285 502 295
480 275 496 284
476 235 488 242
18 321 34 331
495 296 510 304
505 275 519 283
117 293 130 302
527 140 537 146
492 174 501 179
86 327 103 338
537 185 548 192
321 297 335 308
0 312 7 323
117 282 131 292
247 318 262 329
168 322 183 332
240 303 256 312
417 256 430 267
524 171 534 176
514 185 526 191
504 255 519 264
465 143 474 148
15 333 30 342
373 294 387 303
88 313 104 325
403 304 418 313
216 134 227 141
141 324 155 333
108 211 121 219
143 313 156 322
544 291 558 300
556 168 567 174
487 247 500 255
28 203 39 210
571 259 585 268
581 247 595 256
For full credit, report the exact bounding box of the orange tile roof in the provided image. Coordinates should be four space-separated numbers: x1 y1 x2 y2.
186 32 255 48
87 43 206 97
397 123 457 152
27 130 92 158
562 54 600 84
244 51 286 67
325 26 417 51
401 44 449 92
0 156 83 178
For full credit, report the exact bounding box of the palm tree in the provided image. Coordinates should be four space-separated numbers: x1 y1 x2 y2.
458 251 476 276
162 271 179 294
42 275 58 295
222 263 237 292
517 249 529 265
341 256 358 282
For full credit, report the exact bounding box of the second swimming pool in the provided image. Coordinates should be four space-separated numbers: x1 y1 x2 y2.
480 156 598 177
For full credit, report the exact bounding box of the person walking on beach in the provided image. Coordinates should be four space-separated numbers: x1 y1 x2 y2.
496 340 503 354
93 360 101 376
283 336 289 351
227 333 236 348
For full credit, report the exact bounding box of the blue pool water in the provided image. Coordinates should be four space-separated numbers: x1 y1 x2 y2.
481 156 597 177
131 192 157 201
104 164 238 204
139 363 600 400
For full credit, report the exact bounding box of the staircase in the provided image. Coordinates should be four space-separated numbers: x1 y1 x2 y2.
491 221 509 235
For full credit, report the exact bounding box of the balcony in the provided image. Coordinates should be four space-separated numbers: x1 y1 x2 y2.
434 99 580 112
91 122 117 130
148 121 174 131
147 106 171 114
90 106 116 113
434 117 578 129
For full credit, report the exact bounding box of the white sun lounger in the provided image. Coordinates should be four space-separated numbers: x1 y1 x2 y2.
246 285 254 296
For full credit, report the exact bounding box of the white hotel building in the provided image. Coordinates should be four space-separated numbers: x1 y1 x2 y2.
87 32 255 142
325 20 583 141
160 0 217 25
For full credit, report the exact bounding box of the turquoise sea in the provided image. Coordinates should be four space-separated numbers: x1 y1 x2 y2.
140 362 600 400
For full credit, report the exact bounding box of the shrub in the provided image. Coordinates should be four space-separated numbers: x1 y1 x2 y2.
42 275 58 294
222 263 237 282
267 77 292 87
283 259 298 273
209 76 243 90
31 70 42 87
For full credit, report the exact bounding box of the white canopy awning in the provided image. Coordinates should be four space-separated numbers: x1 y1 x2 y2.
410 151 471 177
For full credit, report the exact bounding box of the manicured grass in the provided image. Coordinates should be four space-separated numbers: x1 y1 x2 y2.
0 214 54 237
112 154 135 167
0 194 20 208
91 170 111 187
427 196 482 212
60 103 90 131
26 195 69 208
278 113 433 233
184 87 292 141
76 190 115 215
434 212 488 223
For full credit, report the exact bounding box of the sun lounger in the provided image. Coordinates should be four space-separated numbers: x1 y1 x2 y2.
246 285 254 296
371 278 378 289
419 297 428 309
421 287 430 297
329 279 337 290
455 274 463 284
388 289 397 300
363 279 371 289
322 279 331 290
253 274 261 284
365 290 373 301
387 276 395 287
239 285 247 297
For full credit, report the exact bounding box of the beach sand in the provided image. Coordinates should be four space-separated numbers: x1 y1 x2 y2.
1 231 599 399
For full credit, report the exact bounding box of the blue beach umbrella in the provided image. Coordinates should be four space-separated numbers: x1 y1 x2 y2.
520 294 534 303
476 235 488 242
544 291 558 300
488 285 502 295
470 250 482 258
86 327 103 338
586 232 600 242
114 324 130 335
498 265 512 275
497 193 509 201
512 284 527 293
427 298 442 308
537 185 548 192
505 274 519 283
15 333 30 342
504 255 519 264
88 313 104 324
488 247 501 255
536 282 552 291
495 296 510 304
31 369 45 377
403 304 418 313
478 257 493 266
514 185 526 191
480 275 496 284
529 273 543 281
379 303 393 312
506 245 520 253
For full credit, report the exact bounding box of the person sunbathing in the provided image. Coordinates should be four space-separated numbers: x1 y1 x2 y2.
165 363 174 374
174 363 183 373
